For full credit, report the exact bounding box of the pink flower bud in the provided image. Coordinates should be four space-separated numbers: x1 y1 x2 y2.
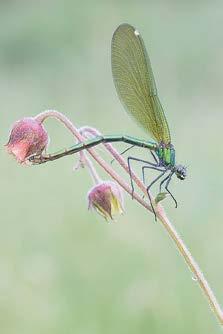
88 181 124 220
6 117 48 164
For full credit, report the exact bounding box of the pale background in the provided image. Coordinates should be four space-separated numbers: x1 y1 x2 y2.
1 1 223 333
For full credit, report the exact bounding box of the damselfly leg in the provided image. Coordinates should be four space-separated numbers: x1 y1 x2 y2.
147 170 167 220
111 145 135 164
142 165 164 186
127 156 158 197
159 171 178 208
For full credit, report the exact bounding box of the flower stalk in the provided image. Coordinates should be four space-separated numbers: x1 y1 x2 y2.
7 109 223 325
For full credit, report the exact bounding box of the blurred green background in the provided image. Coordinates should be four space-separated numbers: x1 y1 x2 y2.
1 0 223 333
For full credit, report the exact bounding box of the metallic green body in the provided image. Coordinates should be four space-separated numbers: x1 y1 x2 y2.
156 145 175 167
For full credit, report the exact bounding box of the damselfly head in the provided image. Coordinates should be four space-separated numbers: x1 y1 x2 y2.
175 164 187 180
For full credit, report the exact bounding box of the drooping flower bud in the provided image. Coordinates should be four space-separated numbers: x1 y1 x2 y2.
6 117 48 164
88 181 124 220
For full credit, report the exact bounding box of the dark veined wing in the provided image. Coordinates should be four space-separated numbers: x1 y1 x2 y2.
111 23 171 144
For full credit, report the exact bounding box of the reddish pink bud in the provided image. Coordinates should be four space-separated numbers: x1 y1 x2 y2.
88 181 124 220
6 117 48 164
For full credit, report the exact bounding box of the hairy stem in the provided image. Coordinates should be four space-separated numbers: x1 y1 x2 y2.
79 153 101 185
35 110 223 325
157 209 223 325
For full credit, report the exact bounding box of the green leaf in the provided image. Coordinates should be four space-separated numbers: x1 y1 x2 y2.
155 192 168 204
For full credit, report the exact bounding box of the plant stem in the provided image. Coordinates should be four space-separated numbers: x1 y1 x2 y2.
35 110 223 325
79 126 223 324
80 153 102 185
157 209 223 325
